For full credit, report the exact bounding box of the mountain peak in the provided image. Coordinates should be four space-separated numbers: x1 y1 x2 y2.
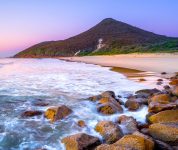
100 18 117 23
14 18 170 58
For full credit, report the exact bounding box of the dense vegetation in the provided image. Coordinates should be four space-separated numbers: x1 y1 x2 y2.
79 40 178 56
14 18 178 58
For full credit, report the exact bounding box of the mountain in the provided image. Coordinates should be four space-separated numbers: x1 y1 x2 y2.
14 18 178 58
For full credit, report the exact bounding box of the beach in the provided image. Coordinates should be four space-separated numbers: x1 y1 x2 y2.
59 53 178 74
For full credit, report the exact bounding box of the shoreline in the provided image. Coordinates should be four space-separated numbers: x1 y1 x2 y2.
0 57 178 149
58 53 178 74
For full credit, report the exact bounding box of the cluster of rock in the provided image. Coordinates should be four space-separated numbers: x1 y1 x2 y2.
21 73 178 150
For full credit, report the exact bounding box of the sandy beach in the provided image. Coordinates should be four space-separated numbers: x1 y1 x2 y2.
59 53 178 74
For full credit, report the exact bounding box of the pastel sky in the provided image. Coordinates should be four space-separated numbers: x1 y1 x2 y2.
0 0 178 57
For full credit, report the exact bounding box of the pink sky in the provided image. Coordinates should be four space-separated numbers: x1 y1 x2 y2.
0 0 178 57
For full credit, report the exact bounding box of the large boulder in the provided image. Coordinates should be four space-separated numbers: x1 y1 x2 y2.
89 91 115 102
90 91 123 115
169 79 178 85
97 101 123 115
149 123 178 144
154 140 173 150
125 99 140 110
61 133 101 150
45 105 72 122
148 110 178 123
89 95 102 102
98 97 122 108
148 101 177 113
118 115 138 134
96 134 154 150
135 89 160 98
171 86 178 97
95 121 123 144
101 91 116 98
98 97 116 104
149 94 171 104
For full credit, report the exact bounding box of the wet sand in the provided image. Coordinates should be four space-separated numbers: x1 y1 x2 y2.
59 53 178 74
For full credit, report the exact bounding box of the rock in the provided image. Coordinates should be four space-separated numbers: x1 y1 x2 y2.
164 85 171 90
101 91 116 98
157 79 163 82
115 134 154 150
149 123 178 144
169 79 178 85
95 121 123 144
32 99 49 106
140 128 149 135
89 91 116 102
96 134 154 150
89 95 102 102
154 140 173 150
148 101 177 113
21 110 43 117
98 97 121 106
161 72 167 75
157 81 163 85
148 93 176 113
97 102 123 115
61 133 101 150
45 105 72 122
118 115 138 134
77 120 86 128
138 123 150 130
133 131 154 146
95 144 113 150
149 94 171 104
125 99 140 110
33 102 49 107
135 88 160 98
148 110 178 124
128 95 148 105
139 78 146 82
171 86 178 97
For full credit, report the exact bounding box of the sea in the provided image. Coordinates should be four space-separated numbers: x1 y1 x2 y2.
0 58 153 150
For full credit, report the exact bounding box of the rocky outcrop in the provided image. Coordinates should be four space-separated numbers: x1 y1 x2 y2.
169 79 178 85
135 88 160 98
149 123 178 144
61 133 101 150
118 115 138 134
45 105 72 122
101 91 116 98
171 86 178 97
149 94 171 104
148 101 177 113
90 91 123 115
148 93 178 113
95 121 123 144
96 133 154 150
125 99 140 110
154 140 173 150
97 103 122 115
148 109 178 123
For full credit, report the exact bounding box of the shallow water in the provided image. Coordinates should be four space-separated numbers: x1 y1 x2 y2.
0 58 153 150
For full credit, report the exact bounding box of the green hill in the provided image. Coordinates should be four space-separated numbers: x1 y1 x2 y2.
14 18 178 58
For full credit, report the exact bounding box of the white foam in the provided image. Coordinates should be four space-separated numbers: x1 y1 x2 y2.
0 58 153 150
